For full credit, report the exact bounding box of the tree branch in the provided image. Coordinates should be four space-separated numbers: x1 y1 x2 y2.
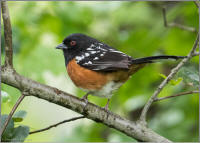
154 91 199 102
162 7 197 33
1 0 13 68
139 33 199 123
29 116 85 134
1 68 171 142
0 93 25 136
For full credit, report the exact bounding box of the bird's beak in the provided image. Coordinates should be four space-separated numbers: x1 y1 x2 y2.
56 43 68 50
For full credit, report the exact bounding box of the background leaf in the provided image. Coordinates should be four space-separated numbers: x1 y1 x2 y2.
159 73 167 79
12 110 27 122
1 115 14 142
10 126 30 142
178 66 199 88
1 91 11 103
170 77 183 86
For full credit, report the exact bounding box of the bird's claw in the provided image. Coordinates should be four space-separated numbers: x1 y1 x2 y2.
82 97 88 105
82 93 89 108
103 106 109 112
103 99 110 112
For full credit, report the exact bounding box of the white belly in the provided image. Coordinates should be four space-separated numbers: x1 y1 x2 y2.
81 81 123 99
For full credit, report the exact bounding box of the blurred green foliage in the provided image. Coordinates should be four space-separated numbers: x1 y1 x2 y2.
1 114 30 142
12 110 27 122
1 1 199 142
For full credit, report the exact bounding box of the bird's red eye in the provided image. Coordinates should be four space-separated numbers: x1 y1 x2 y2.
70 41 76 46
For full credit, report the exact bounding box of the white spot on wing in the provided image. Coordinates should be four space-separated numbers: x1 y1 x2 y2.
90 51 97 54
83 61 92 65
85 53 90 57
109 49 127 56
75 55 85 62
90 44 95 47
87 47 93 50
97 46 107 51
93 57 99 60
110 50 123 54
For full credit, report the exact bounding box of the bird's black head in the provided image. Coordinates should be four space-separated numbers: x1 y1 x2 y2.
56 33 99 65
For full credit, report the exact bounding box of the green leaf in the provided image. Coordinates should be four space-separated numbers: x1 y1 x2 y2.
159 73 183 86
169 77 183 86
1 115 14 142
1 91 11 103
10 126 30 142
178 66 199 88
13 110 27 122
159 73 167 79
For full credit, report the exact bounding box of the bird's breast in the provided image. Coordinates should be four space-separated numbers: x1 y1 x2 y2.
67 59 109 90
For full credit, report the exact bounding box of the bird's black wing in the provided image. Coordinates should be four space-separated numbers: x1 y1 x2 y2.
75 42 133 71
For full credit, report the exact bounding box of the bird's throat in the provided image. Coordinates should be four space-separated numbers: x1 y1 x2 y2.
63 51 75 66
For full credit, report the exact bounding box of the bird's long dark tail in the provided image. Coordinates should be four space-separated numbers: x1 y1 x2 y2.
131 55 186 64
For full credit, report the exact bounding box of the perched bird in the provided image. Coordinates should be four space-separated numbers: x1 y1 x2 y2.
56 33 185 110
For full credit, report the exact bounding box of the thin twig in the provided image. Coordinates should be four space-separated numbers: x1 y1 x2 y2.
162 7 197 33
139 33 199 123
154 91 199 102
29 116 85 134
1 1 13 67
192 51 199 57
0 94 25 136
168 23 197 33
162 7 168 27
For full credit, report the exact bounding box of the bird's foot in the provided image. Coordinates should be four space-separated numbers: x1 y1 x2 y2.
103 105 109 111
103 99 110 112
82 92 90 107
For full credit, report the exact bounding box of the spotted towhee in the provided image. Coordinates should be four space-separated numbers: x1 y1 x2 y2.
56 33 185 110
